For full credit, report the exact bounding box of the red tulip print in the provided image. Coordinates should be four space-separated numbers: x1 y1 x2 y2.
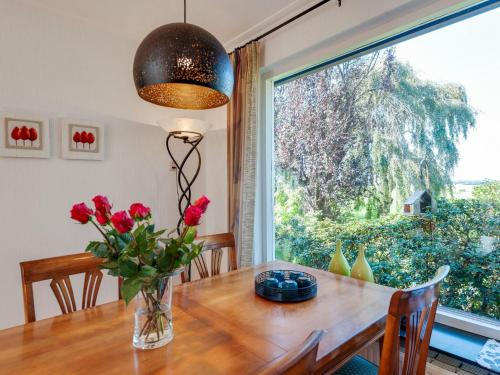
28 127 38 146
20 126 30 146
71 128 96 151
11 127 20 145
80 131 88 148
9 125 39 148
87 132 95 146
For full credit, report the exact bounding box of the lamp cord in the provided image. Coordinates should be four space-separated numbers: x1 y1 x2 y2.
184 0 186 23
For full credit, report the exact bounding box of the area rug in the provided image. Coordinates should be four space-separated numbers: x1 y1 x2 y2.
477 339 500 373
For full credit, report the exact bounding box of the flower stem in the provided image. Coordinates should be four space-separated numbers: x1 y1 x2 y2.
90 219 118 254
138 290 167 343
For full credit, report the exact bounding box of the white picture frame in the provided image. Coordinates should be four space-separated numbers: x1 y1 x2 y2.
0 113 51 158
60 118 104 160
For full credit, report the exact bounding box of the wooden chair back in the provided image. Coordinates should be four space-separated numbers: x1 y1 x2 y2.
20 252 105 323
379 266 450 375
181 232 237 283
254 330 325 375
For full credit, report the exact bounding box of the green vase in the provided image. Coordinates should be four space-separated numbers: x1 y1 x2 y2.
328 240 351 277
351 245 374 282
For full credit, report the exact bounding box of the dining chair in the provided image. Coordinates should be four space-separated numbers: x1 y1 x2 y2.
20 252 106 323
181 232 237 283
334 265 450 375
254 330 326 375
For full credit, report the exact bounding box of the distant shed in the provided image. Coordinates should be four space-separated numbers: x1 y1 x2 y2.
403 190 436 216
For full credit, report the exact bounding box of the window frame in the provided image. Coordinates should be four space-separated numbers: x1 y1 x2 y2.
259 0 500 338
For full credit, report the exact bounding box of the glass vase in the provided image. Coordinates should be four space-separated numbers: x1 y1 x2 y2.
328 240 351 277
351 245 374 283
133 275 174 350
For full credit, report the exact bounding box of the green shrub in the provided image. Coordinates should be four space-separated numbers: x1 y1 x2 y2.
275 197 499 319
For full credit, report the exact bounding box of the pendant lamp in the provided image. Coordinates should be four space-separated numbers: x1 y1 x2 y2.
133 0 234 110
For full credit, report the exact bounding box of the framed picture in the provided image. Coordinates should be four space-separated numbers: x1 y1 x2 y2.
61 119 104 160
0 113 51 158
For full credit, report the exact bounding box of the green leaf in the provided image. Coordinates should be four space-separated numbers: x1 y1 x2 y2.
116 235 130 251
151 229 167 237
139 265 158 278
99 260 118 269
133 224 146 238
94 243 110 258
136 230 148 251
120 277 142 305
141 251 153 265
183 227 197 244
158 238 170 245
193 242 203 256
119 258 139 277
123 241 138 257
157 250 171 272
107 268 120 277
85 241 100 252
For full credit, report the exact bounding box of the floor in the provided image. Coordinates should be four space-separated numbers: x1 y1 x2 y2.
427 349 498 375
359 344 498 375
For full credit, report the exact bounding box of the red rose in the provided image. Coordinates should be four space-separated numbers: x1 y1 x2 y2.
92 195 111 225
92 195 111 212
184 205 203 226
193 195 210 213
70 202 93 224
110 211 134 234
129 203 151 221
95 210 109 225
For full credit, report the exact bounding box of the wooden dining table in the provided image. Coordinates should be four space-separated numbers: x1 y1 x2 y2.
0 260 395 374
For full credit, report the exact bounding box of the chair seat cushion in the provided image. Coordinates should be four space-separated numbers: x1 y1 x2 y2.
334 355 378 375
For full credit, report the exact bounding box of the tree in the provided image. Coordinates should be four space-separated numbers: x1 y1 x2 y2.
473 181 500 203
274 48 476 219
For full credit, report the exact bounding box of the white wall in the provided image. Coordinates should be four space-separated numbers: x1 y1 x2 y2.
199 129 228 236
0 0 208 329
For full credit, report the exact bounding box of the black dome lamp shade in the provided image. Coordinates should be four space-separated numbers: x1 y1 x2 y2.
133 0 234 110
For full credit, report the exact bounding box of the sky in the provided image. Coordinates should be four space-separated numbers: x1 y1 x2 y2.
395 5 500 181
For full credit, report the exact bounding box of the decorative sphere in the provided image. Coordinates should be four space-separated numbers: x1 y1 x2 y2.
270 271 285 282
263 277 279 288
289 271 303 281
279 280 298 289
296 277 312 288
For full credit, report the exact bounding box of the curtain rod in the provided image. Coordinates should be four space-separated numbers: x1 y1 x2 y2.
237 0 340 49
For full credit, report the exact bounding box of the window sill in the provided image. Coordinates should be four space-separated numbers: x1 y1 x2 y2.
436 306 499 340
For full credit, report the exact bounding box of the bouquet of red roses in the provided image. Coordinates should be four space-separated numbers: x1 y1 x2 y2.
70 195 210 304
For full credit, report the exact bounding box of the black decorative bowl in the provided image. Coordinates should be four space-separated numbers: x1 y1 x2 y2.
255 270 317 302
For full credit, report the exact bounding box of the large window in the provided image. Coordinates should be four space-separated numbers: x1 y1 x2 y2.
273 5 499 321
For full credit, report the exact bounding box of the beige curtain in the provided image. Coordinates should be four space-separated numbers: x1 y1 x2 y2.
227 42 260 267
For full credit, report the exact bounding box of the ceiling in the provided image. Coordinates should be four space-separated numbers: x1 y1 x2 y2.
20 0 321 49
